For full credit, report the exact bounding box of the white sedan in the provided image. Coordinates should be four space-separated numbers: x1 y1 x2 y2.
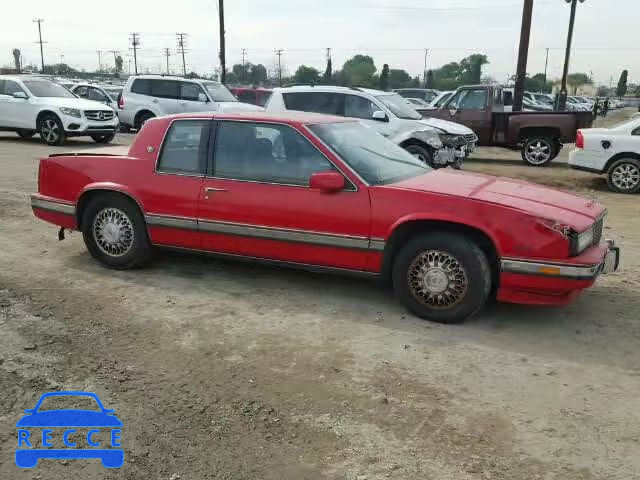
569 117 640 193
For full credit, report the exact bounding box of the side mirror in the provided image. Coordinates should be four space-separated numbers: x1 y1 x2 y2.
13 92 28 99
309 171 345 192
198 93 209 102
371 110 388 122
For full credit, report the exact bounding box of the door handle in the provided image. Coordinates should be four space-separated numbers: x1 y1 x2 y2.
204 187 228 199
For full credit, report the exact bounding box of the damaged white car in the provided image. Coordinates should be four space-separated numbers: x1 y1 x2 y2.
266 86 477 169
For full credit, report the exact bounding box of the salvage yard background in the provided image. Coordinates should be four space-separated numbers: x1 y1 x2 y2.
1 109 639 479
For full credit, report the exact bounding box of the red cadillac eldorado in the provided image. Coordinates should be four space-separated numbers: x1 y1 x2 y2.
31 112 620 323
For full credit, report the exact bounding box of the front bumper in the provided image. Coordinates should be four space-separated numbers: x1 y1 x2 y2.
60 115 118 136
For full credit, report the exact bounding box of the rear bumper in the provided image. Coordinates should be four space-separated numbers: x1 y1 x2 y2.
498 241 620 306
568 148 606 174
31 194 77 229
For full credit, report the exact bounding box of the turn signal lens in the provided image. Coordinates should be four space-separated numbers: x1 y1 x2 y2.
576 130 584 149
538 266 561 276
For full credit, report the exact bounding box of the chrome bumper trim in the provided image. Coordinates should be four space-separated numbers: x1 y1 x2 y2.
501 258 601 279
30 195 75 215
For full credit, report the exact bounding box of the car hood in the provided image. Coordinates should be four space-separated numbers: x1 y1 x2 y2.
216 102 264 112
38 97 114 111
16 410 123 427
390 169 605 231
413 117 474 135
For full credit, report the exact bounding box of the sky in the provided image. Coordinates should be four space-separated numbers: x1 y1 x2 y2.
2 0 637 86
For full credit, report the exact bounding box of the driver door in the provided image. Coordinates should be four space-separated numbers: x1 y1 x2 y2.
342 94 399 139
178 82 211 113
442 88 490 143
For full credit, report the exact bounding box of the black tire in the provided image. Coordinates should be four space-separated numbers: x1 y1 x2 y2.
16 129 35 139
403 143 436 168
81 193 152 269
521 136 557 166
119 124 131 133
392 232 492 323
38 114 66 146
606 158 640 194
91 133 116 144
135 111 155 131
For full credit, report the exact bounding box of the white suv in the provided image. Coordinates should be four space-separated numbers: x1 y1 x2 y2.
265 85 477 167
0 75 119 145
118 75 263 131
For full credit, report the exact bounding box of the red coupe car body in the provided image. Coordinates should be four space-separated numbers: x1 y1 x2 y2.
32 112 617 309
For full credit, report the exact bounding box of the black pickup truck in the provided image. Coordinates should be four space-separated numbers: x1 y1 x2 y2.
425 85 594 166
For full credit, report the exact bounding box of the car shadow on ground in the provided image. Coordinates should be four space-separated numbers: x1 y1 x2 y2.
64 247 640 371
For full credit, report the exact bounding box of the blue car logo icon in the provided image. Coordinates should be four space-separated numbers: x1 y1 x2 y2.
15 391 123 468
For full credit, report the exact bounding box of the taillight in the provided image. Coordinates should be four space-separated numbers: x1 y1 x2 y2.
576 129 584 149
117 94 124 110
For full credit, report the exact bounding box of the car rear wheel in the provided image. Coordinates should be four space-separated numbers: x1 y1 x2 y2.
606 158 640 194
91 133 116 144
392 232 492 323
39 114 66 146
16 129 36 139
403 144 435 168
81 193 152 269
135 111 155 131
521 136 556 166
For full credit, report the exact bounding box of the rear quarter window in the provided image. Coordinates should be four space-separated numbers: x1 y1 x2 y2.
131 79 151 95
283 92 342 115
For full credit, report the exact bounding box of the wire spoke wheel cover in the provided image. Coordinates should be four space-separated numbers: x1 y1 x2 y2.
41 119 59 143
407 250 469 309
525 139 551 164
611 163 640 191
92 207 135 257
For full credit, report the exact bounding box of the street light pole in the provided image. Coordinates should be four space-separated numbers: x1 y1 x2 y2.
558 0 585 110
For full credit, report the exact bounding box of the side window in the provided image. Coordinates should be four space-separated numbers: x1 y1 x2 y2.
452 89 488 110
257 91 272 107
214 122 335 186
3 80 25 96
157 120 209 175
237 90 257 105
503 91 513 107
180 82 206 102
88 88 108 102
131 79 150 95
344 95 377 120
494 88 503 106
632 126 640 136
150 80 180 99
74 86 88 98
283 92 341 115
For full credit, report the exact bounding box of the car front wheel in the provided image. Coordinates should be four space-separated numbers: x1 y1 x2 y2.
81 193 152 269
606 158 640 194
392 232 492 323
39 114 66 146
403 143 435 168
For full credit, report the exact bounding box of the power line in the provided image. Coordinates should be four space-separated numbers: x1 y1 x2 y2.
176 33 188 76
129 33 140 75
33 18 46 72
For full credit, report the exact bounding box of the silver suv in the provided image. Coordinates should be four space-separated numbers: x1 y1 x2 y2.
118 75 262 131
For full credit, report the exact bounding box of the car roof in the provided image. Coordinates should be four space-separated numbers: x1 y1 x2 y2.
165 110 356 125
273 85 390 97
128 75 219 84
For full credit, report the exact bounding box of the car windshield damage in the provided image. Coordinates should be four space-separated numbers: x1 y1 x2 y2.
309 121 431 185
203 82 237 102
375 93 422 120
23 80 77 98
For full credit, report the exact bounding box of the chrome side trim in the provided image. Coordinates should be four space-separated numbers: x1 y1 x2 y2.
31 196 75 215
198 219 371 250
145 214 198 230
501 258 601 280
145 213 386 251
154 244 380 278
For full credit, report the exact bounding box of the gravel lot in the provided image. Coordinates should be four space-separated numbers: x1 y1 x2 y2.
1 110 639 479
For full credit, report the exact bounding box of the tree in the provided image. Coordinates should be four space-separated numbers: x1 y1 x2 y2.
293 65 321 85
12 48 21 72
232 62 251 83
342 54 376 87
250 64 268 85
115 55 123 73
460 54 489 84
425 69 434 89
387 69 413 89
379 64 390 90
616 70 628 98
524 73 552 93
566 73 592 95
323 57 332 84
597 85 610 97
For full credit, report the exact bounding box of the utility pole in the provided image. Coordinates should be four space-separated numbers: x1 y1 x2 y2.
176 33 188 76
164 48 171 75
422 48 429 88
241 48 248 83
543 47 550 88
219 0 226 84
558 0 586 110
512 0 533 112
97 50 103 73
33 19 46 73
109 50 120 72
275 49 284 87
130 33 140 75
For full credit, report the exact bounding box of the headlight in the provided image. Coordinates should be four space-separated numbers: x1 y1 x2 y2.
60 107 81 118
439 134 466 146
413 130 442 149
571 228 594 255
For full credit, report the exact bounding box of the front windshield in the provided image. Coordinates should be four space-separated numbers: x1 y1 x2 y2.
308 121 431 185
611 118 640 130
434 92 453 108
375 93 422 120
203 82 237 102
24 80 76 98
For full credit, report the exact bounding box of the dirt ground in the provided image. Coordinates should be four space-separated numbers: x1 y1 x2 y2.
1 109 639 480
